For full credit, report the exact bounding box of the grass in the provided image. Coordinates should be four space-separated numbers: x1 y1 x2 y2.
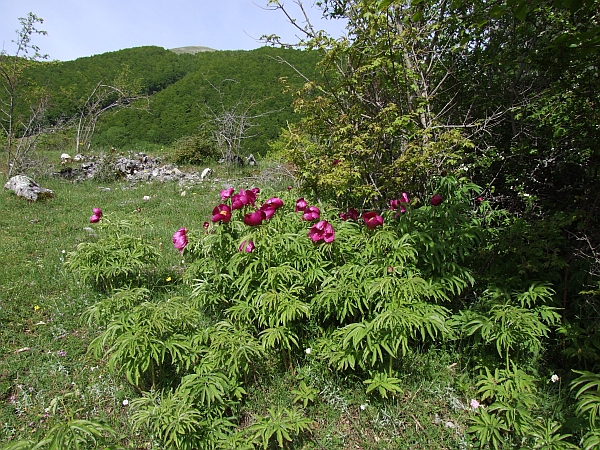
0 154 481 449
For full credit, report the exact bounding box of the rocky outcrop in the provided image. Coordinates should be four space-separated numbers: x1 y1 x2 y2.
4 175 55 201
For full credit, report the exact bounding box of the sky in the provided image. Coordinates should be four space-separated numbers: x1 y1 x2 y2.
0 0 347 61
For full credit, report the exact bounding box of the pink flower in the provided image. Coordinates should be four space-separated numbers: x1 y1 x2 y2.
332 159 341 165
260 204 277 220
220 188 234 200
308 220 335 243
295 198 308 212
363 211 383 229
239 240 255 253
244 189 258 206
203 221 210 229
212 204 232 223
302 206 320 221
340 207 359 221
244 210 266 226
90 207 103 223
263 197 284 210
470 399 480 410
347 208 359 220
390 193 409 213
172 228 188 253
430 194 443 206
231 193 248 210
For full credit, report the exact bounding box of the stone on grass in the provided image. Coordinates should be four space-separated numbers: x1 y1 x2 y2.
4 175 55 201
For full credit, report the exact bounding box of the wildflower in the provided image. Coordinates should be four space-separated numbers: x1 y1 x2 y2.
260 204 277 220
231 193 247 210
122 399 129 406
302 206 321 221
305 348 312 355
89 209 102 223
308 220 335 243
333 159 341 165
34 305 40 311
143 195 151 201
390 192 410 213
430 194 443 206
363 211 383 229
203 221 209 229
550 374 559 383
239 240 255 253
263 197 284 210
166 277 172 282
287 185 292 191
57 350 66 357
172 228 188 253
244 209 266 226
295 198 308 212
470 399 480 410
220 187 234 200
212 204 232 223
360 404 367 411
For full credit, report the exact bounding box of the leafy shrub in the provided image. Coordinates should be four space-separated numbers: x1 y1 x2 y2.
172 131 218 166
65 216 160 293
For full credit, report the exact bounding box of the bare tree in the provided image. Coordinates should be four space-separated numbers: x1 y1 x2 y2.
75 64 149 153
202 78 277 164
0 13 49 178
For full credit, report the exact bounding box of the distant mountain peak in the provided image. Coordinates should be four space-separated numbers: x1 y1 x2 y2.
169 46 216 54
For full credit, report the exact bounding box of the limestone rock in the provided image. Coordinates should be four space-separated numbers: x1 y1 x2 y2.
4 175 55 201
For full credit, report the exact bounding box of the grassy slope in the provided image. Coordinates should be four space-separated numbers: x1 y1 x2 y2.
0 157 477 449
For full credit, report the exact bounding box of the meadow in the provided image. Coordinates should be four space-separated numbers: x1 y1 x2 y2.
1 152 593 450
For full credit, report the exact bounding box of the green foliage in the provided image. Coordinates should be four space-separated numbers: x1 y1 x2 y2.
455 283 560 366
469 364 577 448
571 370 600 449
245 406 312 449
65 216 160 293
291 380 318 408
172 130 218 165
3 419 123 450
363 371 403 399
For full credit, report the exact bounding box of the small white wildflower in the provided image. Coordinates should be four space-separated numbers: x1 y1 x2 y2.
143 195 151 201
61 249 66 254
360 404 367 410
305 348 311 355
550 374 559 383
122 399 129 406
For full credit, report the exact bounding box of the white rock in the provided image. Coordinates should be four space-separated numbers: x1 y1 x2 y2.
201 167 213 179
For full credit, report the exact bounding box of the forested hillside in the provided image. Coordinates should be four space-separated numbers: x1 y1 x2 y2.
19 45 319 155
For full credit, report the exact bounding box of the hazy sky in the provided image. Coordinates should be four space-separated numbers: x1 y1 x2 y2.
1 0 347 61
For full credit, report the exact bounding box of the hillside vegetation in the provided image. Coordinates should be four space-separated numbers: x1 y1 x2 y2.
1 0 600 448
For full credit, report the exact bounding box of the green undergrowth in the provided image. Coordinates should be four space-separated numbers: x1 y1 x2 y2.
1 165 598 449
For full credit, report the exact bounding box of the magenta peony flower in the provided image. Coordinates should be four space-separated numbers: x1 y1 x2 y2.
239 240 255 253
220 188 234 200
263 197 284 210
172 227 188 253
302 206 320 221
339 212 348 220
231 193 248 210
244 209 266 226
212 204 232 223
295 198 308 212
363 211 384 229
430 194 443 206
90 207 103 223
308 220 335 243
260 205 277 220
244 189 258 206
347 208 359 220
